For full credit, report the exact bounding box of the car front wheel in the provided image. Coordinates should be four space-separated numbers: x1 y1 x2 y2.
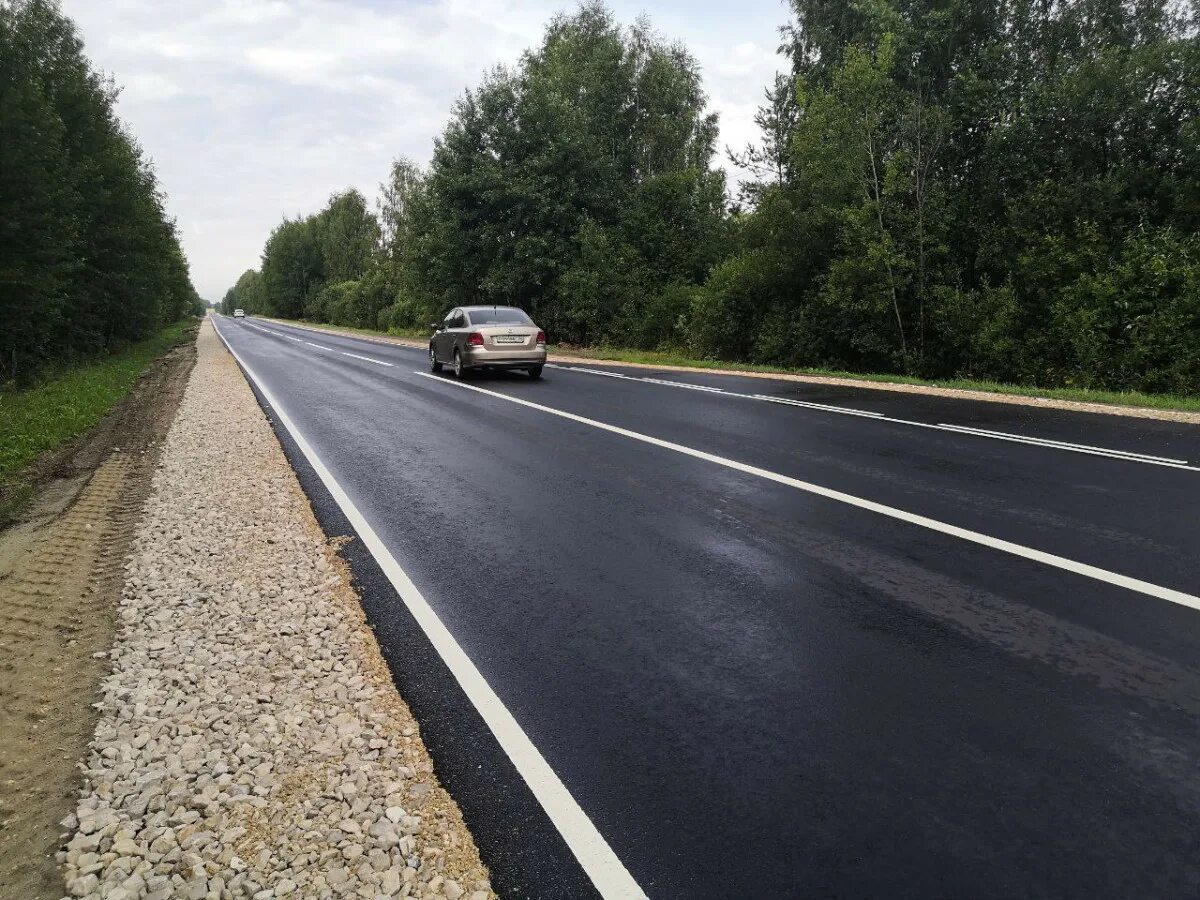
429 347 442 373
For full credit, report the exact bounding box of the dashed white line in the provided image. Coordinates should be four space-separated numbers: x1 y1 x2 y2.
214 322 646 899
242 320 394 366
340 351 394 367
419 370 1200 614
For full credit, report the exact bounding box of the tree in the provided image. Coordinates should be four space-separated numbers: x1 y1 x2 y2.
378 157 426 259
0 0 199 382
259 217 323 319
705 0 1199 388
317 189 379 284
410 2 727 346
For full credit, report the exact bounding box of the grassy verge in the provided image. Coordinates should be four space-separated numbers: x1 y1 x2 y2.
0 319 196 520
265 317 1200 414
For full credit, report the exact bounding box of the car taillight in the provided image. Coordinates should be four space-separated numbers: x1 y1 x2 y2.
536 330 546 345
467 332 485 346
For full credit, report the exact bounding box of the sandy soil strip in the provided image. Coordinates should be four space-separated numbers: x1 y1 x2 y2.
260 317 1200 425
58 321 493 900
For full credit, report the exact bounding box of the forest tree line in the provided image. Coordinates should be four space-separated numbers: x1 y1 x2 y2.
1 0 203 384
222 0 1200 394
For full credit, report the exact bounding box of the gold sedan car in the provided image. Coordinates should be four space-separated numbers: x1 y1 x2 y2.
429 306 547 379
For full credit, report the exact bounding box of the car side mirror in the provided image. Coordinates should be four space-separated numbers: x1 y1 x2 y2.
430 322 441 331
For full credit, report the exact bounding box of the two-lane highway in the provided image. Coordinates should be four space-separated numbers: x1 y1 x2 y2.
213 315 1200 899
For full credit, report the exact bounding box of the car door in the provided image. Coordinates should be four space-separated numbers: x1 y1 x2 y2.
448 308 467 360
437 309 459 361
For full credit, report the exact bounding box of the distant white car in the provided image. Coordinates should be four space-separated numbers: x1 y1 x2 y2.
233 309 245 318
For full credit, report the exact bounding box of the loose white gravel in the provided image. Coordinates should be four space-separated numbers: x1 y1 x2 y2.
59 321 494 900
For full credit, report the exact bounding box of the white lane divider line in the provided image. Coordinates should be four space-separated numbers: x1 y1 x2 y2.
257 318 424 352
418 371 1200 614
213 324 646 900
247 321 399 366
552 365 1192 471
340 351 394 367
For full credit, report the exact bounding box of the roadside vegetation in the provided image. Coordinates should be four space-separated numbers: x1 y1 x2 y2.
0 320 196 522
222 0 1199 401
0 0 203 386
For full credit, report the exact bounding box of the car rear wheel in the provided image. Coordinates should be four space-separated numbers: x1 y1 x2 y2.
528 365 543 378
453 349 469 379
429 347 442 373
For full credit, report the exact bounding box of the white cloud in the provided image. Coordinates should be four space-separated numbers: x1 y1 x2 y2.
62 0 790 300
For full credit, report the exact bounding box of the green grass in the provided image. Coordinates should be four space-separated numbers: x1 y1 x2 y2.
263 317 1200 413
0 320 196 508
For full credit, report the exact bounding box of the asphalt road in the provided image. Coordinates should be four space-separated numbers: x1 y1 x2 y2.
212 315 1200 899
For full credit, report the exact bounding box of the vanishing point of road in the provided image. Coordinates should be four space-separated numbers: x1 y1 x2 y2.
213 315 1200 900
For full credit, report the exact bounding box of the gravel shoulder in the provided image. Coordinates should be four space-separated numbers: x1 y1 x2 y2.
0 338 196 898
262 317 1200 424
57 320 494 900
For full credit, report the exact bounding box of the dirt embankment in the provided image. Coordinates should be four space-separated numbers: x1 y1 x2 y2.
0 337 197 898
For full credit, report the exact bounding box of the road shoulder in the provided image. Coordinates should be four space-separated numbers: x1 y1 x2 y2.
56 320 494 900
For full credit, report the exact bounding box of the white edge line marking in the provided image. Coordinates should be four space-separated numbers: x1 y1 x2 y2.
418 371 1200 614
214 322 647 899
922 422 1197 469
752 395 886 418
933 423 1187 464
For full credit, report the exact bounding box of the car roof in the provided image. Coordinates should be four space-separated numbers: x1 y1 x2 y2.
460 305 525 311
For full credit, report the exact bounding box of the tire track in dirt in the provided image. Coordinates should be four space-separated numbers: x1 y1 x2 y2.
0 337 196 898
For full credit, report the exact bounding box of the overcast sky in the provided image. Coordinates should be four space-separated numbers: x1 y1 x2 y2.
62 0 791 301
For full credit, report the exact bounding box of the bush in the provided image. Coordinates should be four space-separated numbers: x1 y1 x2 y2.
1053 227 1200 394
688 251 775 360
614 282 696 350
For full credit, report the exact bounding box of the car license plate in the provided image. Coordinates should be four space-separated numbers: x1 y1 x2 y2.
495 335 524 343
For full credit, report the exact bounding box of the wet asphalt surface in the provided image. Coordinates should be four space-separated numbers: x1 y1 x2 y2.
214 316 1200 899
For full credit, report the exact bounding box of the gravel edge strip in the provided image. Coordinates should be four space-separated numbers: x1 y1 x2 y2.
58 321 495 900
259 317 1200 425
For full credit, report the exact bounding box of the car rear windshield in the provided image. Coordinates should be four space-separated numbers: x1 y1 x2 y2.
467 308 533 325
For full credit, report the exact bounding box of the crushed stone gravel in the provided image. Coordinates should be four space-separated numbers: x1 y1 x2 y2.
58 320 495 899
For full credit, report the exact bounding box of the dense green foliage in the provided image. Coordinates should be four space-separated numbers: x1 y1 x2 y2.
227 0 1198 395
713 0 1200 392
0 0 202 384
